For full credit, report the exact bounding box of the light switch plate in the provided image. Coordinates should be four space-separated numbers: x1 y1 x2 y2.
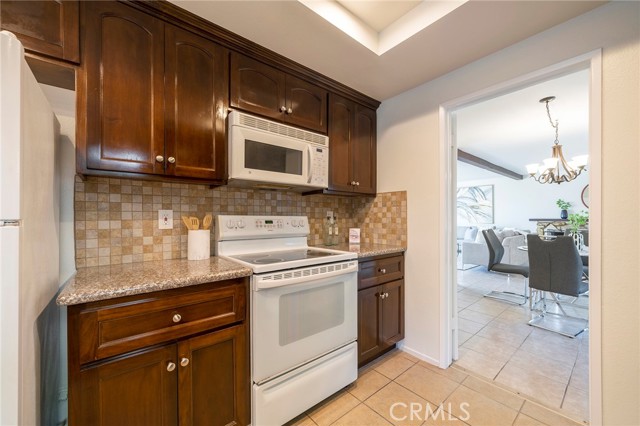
158 210 173 229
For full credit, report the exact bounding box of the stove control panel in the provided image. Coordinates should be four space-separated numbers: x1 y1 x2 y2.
215 215 310 241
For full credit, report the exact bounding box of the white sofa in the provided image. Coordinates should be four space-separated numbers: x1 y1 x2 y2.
462 228 529 267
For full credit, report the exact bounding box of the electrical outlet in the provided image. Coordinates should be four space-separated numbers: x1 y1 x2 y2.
158 210 173 229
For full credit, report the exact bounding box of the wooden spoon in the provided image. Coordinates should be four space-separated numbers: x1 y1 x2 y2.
189 216 200 230
202 214 212 230
181 216 193 230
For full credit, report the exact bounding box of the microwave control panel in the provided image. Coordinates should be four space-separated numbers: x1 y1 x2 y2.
311 147 328 186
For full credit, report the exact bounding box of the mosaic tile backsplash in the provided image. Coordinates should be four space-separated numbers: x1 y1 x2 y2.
74 176 407 267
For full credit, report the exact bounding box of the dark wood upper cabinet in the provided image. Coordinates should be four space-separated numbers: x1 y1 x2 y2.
82 0 165 175
164 24 228 181
0 0 79 63
230 52 327 133
328 94 376 195
79 1 228 184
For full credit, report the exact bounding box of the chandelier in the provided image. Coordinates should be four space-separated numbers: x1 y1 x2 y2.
526 96 588 184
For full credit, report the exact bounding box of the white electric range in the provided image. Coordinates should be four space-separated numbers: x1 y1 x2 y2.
215 215 358 426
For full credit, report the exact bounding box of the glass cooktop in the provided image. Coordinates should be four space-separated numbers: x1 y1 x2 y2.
232 249 337 265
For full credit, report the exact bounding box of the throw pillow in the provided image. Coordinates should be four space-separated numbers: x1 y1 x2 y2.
464 227 477 241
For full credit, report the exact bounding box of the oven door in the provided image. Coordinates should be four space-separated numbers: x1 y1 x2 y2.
251 261 358 384
229 124 327 188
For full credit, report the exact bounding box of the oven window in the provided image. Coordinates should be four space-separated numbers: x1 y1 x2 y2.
279 282 344 346
245 140 303 175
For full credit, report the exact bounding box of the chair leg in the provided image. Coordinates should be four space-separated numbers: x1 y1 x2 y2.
483 274 528 305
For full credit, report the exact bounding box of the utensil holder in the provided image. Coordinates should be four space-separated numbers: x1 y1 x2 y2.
188 230 210 260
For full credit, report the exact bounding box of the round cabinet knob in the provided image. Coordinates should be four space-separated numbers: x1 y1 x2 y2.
167 157 176 164
180 357 190 367
356 182 360 186
156 155 164 163
379 268 386 274
286 108 292 114
280 106 287 112
172 313 182 323
167 362 176 372
351 181 356 186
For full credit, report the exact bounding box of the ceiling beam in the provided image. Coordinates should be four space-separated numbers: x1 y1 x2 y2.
457 149 524 180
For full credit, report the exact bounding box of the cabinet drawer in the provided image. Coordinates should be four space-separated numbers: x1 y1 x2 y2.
76 280 246 364
358 255 404 290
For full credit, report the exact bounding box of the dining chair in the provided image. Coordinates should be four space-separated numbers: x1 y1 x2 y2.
482 229 529 305
526 234 589 337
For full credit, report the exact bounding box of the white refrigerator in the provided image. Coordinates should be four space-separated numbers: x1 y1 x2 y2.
0 31 61 426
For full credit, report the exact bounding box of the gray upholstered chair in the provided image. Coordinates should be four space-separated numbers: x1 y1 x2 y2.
482 229 529 305
526 234 588 337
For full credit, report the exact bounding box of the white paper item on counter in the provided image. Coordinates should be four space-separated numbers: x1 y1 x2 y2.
349 228 360 244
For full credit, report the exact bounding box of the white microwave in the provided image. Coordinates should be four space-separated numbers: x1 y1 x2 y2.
227 111 329 191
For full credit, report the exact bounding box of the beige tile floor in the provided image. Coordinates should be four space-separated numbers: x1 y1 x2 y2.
453 267 589 423
285 350 585 426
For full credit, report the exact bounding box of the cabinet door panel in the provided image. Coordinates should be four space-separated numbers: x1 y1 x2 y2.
1 0 79 63
328 94 354 192
178 325 249 426
352 105 377 194
83 1 165 174
358 286 382 365
73 345 178 426
381 280 404 346
285 74 327 133
165 25 228 180
230 53 285 121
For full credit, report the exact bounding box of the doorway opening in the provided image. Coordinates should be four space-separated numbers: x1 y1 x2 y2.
439 51 602 424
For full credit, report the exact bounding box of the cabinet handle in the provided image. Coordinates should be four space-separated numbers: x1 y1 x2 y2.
286 107 292 114
167 362 176 372
155 155 164 163
379 292 385 299
356 181 360 186
180 357 190 367
385 292 390 298
172 313 182 323
167 156 176 164
280 106 287 112
379 268 386 274
351 181 356 186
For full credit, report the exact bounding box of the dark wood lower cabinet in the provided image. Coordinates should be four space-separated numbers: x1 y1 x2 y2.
68 279 250 426
74 345 178 426
357 254 405 366
178 326 248 426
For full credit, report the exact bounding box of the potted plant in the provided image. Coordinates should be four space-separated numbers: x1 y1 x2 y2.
556 199 571 219
568 210 589 249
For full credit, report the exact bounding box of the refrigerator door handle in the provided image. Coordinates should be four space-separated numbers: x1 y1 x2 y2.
0 220 20 227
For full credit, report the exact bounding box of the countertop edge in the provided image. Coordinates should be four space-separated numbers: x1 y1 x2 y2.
56 260 252 306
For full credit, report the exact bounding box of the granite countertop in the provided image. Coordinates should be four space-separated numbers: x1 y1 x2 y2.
57 257 252 306
319 243 406 259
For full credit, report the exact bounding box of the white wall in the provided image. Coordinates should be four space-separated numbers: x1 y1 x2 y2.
458 172 588 231
377 3 639 425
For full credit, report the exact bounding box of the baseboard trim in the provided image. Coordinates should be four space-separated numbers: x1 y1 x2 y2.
396 343 441 367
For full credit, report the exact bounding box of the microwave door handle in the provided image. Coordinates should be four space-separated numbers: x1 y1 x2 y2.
307 145 314 184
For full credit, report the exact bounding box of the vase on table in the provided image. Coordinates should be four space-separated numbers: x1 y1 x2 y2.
560 209 568 220
572 231 584 251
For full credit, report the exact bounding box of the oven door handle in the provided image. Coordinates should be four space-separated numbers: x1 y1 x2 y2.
253 262 358 290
